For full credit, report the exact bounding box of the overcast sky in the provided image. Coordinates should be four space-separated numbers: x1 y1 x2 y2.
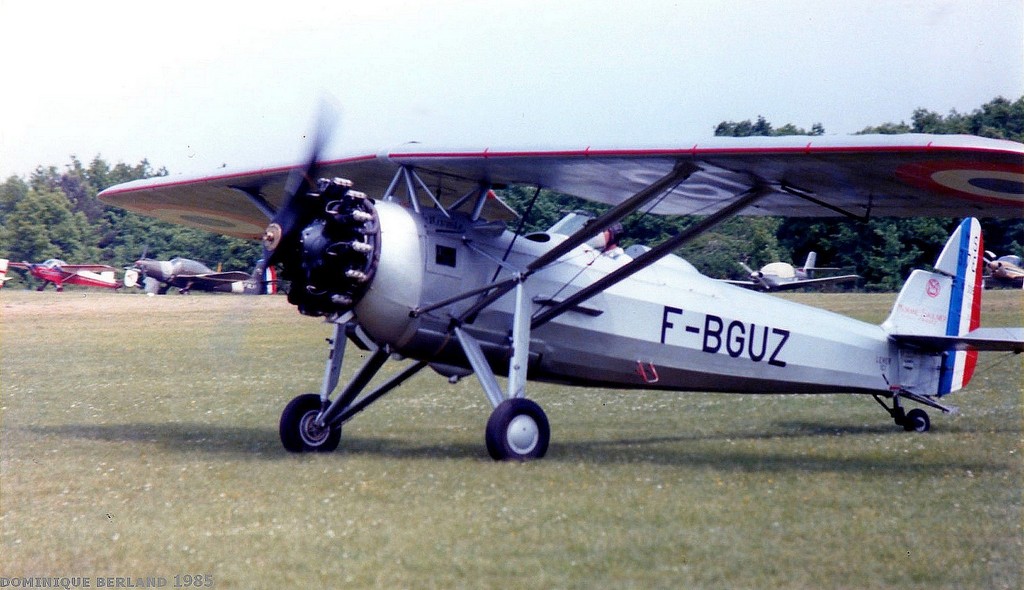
1 0 1021 180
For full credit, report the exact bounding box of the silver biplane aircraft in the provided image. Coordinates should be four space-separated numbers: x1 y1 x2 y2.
727 251 860 291
99 133 1024 460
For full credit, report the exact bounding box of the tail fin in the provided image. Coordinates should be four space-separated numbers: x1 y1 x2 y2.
249 259 278 295
263 264 278 295
883 218 984 394
802 251 817 273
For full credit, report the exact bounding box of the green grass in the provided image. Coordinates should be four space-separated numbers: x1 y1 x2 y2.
2 289 1021 589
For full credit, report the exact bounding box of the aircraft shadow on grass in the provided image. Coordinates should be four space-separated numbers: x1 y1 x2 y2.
28 422 1013 475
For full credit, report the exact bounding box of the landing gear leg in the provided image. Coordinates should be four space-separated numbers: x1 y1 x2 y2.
280 319 427 453
873 390 952 433
455 281 550 461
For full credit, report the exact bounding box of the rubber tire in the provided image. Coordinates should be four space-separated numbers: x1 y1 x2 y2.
903 408 930 433
280 393 341 452
485 398 550 461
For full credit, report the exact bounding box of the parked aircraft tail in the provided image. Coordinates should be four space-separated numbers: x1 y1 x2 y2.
249 259 278 295
802 251 817 273
883 218 988 394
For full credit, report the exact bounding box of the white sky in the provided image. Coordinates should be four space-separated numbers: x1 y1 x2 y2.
1 0 1021 180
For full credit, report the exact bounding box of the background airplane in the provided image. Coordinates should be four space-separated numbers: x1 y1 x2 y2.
728 251 860 291
124 256 277 295
0 258 9 287
98 133 1024 461
983 251 1024 289
2 258 120 291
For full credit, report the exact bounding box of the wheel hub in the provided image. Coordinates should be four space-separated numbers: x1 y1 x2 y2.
299 410 330 446
506 414 539 454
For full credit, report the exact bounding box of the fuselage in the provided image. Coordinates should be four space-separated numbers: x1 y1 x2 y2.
32 260 119 289
352 201 898 395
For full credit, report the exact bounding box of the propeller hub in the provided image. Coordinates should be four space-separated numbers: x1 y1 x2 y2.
277 178 381 317
263 223 283 252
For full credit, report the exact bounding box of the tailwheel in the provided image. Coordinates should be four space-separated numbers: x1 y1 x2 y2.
903 408 930 433
485 398 550 461
280 393 341 453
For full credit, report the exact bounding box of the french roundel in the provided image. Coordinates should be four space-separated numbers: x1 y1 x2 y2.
151 207 267 239
897 161 1024 206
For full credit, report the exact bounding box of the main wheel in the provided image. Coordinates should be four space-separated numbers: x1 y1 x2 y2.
280 393 341 452
485 398 550 461
903 408 930 432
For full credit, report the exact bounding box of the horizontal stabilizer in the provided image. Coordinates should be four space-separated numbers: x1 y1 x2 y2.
892 327 1024 353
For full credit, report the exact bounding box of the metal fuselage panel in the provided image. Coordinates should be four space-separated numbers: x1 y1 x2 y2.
355 202 898 395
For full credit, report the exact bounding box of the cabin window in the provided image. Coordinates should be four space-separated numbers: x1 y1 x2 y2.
435 245 457 267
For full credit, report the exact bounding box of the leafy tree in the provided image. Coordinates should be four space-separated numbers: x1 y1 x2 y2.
715 116 824 137
3 187 99 288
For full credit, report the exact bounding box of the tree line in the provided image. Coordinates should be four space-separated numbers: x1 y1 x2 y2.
0 97 1020 291
501 96 1023 290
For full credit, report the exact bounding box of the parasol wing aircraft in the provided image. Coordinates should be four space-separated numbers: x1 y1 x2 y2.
2 258 120 291
99 133 1024 460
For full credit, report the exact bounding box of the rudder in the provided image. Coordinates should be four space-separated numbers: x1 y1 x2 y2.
883 218 984 394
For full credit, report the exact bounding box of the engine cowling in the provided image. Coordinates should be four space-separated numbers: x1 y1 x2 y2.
278 178 382 317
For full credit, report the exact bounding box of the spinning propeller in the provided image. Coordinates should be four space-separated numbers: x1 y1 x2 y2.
259 110 381 317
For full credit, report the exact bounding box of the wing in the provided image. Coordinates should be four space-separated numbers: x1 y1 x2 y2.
99 134 1024 239
763 275 861 292
721 274 859 291
188 271 254 283
722 279 760 289
61 264 118 273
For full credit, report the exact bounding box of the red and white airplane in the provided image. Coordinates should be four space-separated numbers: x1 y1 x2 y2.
1 258 120 291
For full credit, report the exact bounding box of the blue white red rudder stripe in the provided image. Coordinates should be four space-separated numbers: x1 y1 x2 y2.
932 218 984 394
882 218 984 395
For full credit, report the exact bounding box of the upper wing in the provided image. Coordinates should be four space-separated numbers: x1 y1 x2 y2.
99 134 1024 239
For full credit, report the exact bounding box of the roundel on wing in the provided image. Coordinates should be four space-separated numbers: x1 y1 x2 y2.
151 207 266 239
896 161 1024 206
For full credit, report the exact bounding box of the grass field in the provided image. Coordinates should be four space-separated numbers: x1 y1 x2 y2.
1 289 1021 589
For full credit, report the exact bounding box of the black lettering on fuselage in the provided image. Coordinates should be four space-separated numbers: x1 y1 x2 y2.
702 314 723 352
660 307 789 367
768 328 790 367
661 306 683 344
726 320 745 357
748 324 769 361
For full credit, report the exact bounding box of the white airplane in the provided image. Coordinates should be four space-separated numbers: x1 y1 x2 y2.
983 251 1024 289
98 133 1024 460
728 251 860 291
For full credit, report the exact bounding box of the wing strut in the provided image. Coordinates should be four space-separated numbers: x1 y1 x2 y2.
229 186 278 220
530 184 774 329
777 183 872 221
527 161 701 273
451 161 702 325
